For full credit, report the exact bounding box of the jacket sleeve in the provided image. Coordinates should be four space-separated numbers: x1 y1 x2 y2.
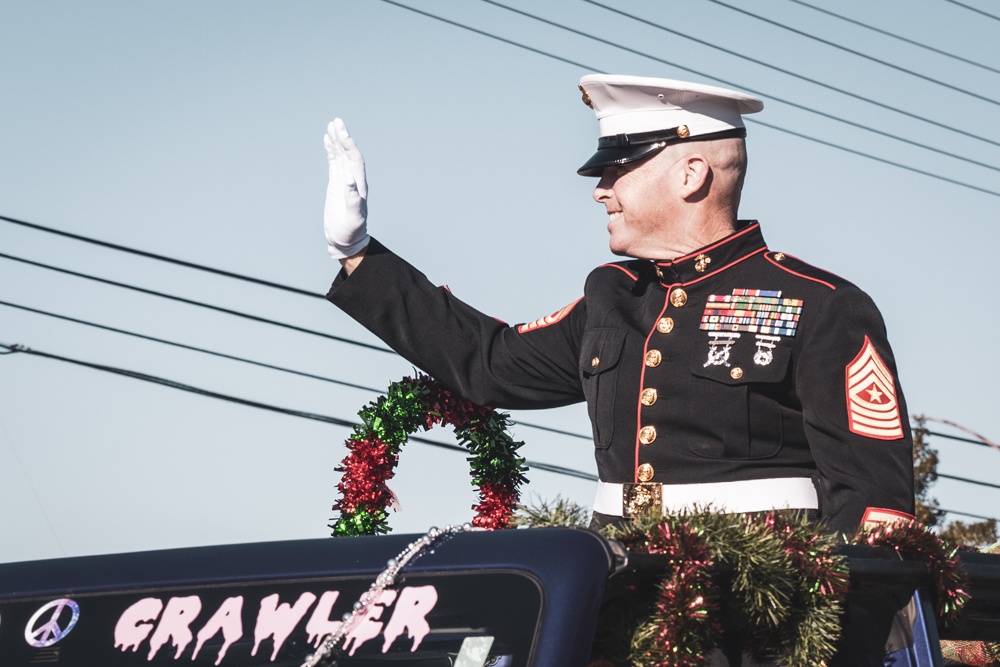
326 238 586 409
795 285 915 533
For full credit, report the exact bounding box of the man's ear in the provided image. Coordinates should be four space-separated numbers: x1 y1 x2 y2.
679 153 711 199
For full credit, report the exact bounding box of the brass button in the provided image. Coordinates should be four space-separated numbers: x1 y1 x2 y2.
639 425 657 445
694 253 711 273
640 387 658 406
656 317 674 334
670 288 688 308
645 349 662 367
730 367 744 379
591 356 600 369
637 463 655 482
773 252 785 261
676 124 690 139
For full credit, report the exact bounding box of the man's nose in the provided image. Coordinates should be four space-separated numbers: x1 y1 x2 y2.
593 173 614 202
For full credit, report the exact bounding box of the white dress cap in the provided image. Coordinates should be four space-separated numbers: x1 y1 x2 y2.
577 74 763 176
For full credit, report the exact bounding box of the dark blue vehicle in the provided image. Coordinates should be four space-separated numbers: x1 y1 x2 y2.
0 528 997 666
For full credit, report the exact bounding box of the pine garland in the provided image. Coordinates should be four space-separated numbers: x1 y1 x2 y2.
330 375 527 536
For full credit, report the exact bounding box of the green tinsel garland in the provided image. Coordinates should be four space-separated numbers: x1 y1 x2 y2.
609 510 848 667
330 375 527 536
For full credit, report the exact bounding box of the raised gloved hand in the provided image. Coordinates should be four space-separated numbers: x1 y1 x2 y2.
323 118 370 259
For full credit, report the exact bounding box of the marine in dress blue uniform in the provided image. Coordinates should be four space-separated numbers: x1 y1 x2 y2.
322 75 915 537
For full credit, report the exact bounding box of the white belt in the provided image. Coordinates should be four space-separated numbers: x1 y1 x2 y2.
593 477 818 517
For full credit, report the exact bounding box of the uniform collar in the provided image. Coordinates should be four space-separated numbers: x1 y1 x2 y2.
652 220 766 285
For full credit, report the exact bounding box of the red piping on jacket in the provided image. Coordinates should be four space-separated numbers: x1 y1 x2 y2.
765 253 837 291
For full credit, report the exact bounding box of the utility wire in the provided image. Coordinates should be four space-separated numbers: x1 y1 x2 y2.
944 0 1000 23
0 342 598 482
787 0 1000 77
0 215 322 299
0 299 383 393
749 118 1000 198
937 473 1000 491
580 0 1000 153
382 0 1000 199
0 299 592 441
0 252 394 354
939 508 998 523
704 0 1000 107
925 429 995 448
381 0 595 70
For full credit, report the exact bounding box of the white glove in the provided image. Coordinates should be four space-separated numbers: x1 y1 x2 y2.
323 118 370 259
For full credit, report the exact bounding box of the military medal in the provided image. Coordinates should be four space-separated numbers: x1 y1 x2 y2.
704 332 740 367
753 334 781 366
700 289 803 336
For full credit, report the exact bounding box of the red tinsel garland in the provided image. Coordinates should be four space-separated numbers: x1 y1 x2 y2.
331 375 526 536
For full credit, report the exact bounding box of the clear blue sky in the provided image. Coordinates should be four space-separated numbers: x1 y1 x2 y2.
1 0 998 563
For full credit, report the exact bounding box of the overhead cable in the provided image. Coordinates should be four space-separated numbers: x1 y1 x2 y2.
925 430 996 449
944 0 1000 22
381 0 1000 199
579 0 1000 152
937 473 1000 491
787 0 1000 77
0 299 592 441
918 414 1000 454
0 215 322 299
382 0 595 70
939 508 999 523
0 299 383 393
0 252 394 354
0 342 598 482
704 0 1000 107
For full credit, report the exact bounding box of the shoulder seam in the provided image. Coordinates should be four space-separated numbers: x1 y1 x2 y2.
597 263 639 281
766 253 836 290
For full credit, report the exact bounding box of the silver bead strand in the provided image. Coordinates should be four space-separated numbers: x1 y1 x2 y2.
301 523 472 667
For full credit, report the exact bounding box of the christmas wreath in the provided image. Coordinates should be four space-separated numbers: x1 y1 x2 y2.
330 375 527 536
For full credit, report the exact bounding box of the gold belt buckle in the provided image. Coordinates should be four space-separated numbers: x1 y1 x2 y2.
623 483 662 518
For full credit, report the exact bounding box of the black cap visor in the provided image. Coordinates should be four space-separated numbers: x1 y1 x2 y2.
577 127 747 177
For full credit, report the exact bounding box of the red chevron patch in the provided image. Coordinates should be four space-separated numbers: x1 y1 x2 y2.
845 336 904 440
517 298 582 334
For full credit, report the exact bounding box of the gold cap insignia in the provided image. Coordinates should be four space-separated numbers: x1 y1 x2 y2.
579 84 593 108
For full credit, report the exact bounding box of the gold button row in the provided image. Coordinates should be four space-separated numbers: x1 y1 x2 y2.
669 288 688 308
637 463 655 482
639 425 657 445
657 317 674 334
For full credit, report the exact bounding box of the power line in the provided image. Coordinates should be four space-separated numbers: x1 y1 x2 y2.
937 473 1000 491
704 0 1000 108
382 1 1000 199
0 299 384 393
925 429 996 449
0 342 598 482
939 508 998 523
0 299 592 441
944 0 1000 22
0 215 322 299
381 0 595 71
786 0 1000 77
749 118 1000 198
578 0 1000 156
0 252 394 354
